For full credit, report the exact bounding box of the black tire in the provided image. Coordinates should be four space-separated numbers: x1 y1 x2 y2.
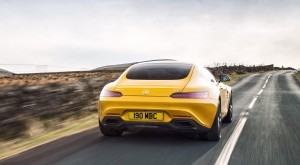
223 91 233 123
99 120 123 137
206 102 222 141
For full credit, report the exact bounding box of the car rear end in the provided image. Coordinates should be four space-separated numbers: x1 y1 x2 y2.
98 62 218 134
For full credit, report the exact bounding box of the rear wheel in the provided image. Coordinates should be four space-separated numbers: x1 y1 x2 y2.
205 102 222 141
223 91 233 123
99 120 123 136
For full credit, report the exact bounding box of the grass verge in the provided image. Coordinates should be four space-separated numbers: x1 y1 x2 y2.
224 72 254 85
0 114 98 160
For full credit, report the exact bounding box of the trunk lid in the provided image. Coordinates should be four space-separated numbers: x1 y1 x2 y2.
115 79 189 97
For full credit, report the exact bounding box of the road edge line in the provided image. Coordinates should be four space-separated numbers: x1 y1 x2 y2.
215 117 247 165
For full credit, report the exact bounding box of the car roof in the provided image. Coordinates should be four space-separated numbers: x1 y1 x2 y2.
134 60 195 66
132 60 206 69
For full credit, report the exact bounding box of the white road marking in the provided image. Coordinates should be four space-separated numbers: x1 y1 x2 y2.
240 112 250 116
215 117 248 165
258 89 263 95
268 74 272 79
248 97 258 109
215 74 272 165
262 74 271 89
216 96 258 165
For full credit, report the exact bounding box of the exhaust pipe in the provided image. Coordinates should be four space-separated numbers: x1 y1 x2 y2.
105 118 120 125
175 121 195 128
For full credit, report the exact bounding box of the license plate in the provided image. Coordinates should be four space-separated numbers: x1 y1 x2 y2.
128 112 164 121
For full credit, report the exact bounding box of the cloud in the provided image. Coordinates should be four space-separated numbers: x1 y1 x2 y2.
0 0 299 73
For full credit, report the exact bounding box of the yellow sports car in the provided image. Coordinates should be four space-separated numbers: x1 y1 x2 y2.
98 61 232 141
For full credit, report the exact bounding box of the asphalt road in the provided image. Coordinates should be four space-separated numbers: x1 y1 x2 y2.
1 71 299 165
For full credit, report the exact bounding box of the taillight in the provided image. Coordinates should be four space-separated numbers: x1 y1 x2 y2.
100 90 123 97
170 92 208 99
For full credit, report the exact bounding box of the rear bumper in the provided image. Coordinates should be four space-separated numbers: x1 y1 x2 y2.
101 116 210 133
98 96 218 129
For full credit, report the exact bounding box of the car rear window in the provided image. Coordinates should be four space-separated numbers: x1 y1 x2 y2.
126 63 193 80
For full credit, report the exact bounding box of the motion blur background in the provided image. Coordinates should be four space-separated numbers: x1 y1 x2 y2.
0 0 299 160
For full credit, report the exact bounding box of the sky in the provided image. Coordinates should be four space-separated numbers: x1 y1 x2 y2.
0 0 299 73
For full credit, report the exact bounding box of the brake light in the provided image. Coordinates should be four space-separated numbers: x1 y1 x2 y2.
171 92 208 99
100 90 123 97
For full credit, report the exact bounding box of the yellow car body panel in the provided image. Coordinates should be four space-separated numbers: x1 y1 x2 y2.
98 61 232 132
99 96 218 128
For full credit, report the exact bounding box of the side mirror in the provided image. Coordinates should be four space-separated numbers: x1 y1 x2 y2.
219 74 231 82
